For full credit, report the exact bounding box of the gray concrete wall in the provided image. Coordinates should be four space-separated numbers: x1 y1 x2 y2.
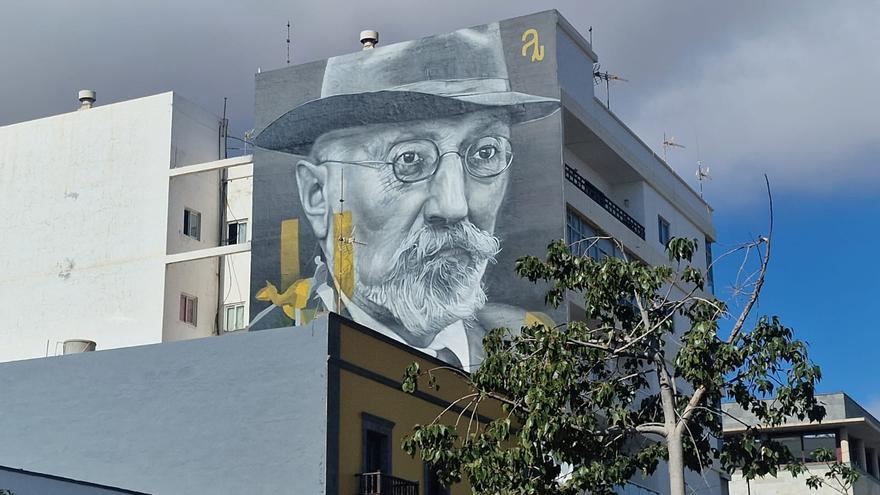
723 393 850 430
0 466 146 495
0 318 331 495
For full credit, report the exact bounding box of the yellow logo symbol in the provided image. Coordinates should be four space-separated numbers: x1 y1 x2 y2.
521 28 544 62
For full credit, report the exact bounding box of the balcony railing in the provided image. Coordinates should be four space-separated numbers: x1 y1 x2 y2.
564 164 646 240
356 472 419 495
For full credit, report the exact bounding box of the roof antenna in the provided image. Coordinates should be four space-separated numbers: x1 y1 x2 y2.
694 132 711 198
593 63 628 110
661 132 686 163
588 26 593 45
286 21 291 65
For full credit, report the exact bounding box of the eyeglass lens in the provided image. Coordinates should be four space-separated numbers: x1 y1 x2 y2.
387 136 512 183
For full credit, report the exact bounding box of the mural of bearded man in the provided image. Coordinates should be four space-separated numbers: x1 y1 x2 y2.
253 23 559 368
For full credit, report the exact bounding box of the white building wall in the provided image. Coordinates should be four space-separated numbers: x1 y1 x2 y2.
0 93 176 361
730 465 880 495
220 163 253 332
163 95 223 341
163 258 219 341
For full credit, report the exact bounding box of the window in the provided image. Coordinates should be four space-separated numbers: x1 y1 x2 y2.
362 413 394 474
658 216 670 247
183 208 201 240
224 303 246 331
227 220 248 245
770 431 838 463
566 208 623 260
776 436 803 460
179 294 198 326
866 448 878 477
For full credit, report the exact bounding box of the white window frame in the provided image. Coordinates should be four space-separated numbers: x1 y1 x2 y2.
183 208 201 240
226 219 248 245
224 303 246 331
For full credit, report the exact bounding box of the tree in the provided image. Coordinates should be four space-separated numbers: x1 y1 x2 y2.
402 184 857 495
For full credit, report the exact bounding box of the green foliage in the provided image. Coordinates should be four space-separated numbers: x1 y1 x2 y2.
401 236 832 495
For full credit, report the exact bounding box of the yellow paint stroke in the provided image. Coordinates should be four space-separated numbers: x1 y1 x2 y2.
333 211 355 304
280 218 301 290
524 311 555 329
299 308 318 325
255 279 311 320
521 28 545 62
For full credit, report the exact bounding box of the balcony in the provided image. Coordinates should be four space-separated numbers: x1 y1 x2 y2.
565 164 646 240
356 472 419 495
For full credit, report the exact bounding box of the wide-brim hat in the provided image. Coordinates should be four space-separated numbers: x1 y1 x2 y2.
256 22 560 156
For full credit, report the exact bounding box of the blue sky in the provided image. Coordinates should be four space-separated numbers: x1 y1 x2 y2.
711 190 880 415
2 1 877 414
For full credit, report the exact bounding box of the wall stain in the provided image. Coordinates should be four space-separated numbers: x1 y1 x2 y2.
57 258 75 279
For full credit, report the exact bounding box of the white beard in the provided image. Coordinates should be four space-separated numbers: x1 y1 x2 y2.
356 221 501 341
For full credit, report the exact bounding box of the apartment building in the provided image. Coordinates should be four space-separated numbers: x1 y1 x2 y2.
246 9 719 494
0 91 253 362
0 9 721 495
724 393 880 495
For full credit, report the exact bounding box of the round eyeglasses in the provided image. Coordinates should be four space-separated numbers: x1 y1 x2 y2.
318 135 513 183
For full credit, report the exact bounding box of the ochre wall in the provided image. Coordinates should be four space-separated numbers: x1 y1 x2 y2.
336 320 504 495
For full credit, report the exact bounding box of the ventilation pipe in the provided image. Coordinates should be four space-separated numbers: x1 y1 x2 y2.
360 30 378 50
77 90 96 110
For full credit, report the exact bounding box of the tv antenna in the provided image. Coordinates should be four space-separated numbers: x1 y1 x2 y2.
693 131 710 198
593 63 628 110
661 132 686 163
286 21 291 65
695 161 711 198
588 26 593 45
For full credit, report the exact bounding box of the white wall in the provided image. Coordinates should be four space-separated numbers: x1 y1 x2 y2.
0 93 175 361
163 95 223 340
220 163 253 331
163 258 219 341
729 465 880 495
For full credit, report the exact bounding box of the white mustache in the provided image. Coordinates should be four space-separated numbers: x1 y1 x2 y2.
385 221 501 282
358 220 500 341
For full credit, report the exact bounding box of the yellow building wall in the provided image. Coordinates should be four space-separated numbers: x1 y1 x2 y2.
335 320 503 495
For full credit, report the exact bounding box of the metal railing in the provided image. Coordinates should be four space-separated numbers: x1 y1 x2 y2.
564 164 646 240
356 472 419 495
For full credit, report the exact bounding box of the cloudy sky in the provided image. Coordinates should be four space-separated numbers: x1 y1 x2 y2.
2 1 878 411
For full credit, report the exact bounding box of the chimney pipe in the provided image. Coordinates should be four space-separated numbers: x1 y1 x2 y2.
360 30 378 50
78 89 96 110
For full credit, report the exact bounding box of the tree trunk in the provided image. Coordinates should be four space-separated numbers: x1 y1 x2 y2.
667 432 686 495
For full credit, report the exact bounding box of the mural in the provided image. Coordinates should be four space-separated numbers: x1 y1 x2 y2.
251 16 564 369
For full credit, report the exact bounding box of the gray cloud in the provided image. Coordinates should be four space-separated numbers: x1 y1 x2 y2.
2 1 875 204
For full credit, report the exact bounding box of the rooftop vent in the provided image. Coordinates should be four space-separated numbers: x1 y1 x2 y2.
62 339 96 354
360 30 378 50
78 89 96 110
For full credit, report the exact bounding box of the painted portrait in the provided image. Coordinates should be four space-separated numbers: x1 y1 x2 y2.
250 19 564 369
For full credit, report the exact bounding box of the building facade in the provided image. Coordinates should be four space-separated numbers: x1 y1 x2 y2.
0 92 253 362
0 9 724 495
249 9 715 368
724 393 880 495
